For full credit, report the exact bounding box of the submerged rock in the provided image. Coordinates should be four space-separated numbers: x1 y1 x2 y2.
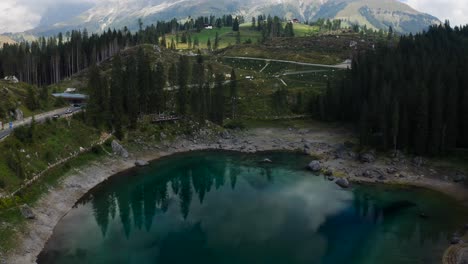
262 158 273 163
20 205 35 219
111 140 129 158
135 160 149 167
419 212 429 219
308 160 322 172
335 178 350 188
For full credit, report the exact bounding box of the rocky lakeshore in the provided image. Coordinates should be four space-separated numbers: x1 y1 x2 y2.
5 125 468 264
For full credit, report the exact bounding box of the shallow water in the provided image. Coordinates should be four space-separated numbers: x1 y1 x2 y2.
38 151 468 264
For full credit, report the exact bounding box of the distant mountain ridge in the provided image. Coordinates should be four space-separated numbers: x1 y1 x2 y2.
24 0 440 36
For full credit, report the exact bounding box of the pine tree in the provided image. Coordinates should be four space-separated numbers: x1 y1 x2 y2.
110 54 124 139
191 52 205 119
207 38 212 51
236 31 241 45
414 85 429 155
26 86 39 111
212 74 225 124
428 74 444 155
177 56 190 115
124 57 139 128
359 101 369 146
229 68 238 119
137 47 151 114
86 65 108 128
214 32 220 50
232 18 240 32
390 99 399 154
152 62 166 113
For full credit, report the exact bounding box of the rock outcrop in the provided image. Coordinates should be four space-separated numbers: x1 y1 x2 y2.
14 109 24 121
111 140 129 158
20 205 35 219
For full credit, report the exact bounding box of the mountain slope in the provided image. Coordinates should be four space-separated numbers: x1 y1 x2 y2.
28 0 440 36
0 35 16 46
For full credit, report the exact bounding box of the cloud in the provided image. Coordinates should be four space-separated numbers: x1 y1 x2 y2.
0 0 96 33
402 0 468 26
0 0 41 33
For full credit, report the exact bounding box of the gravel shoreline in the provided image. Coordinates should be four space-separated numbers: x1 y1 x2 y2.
6 126 468 264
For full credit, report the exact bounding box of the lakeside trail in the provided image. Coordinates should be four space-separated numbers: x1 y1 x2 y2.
5 125 468 264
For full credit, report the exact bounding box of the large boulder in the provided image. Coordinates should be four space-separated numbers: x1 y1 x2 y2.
413 156 425 167
135 160 149 167
308 160 322 172
20 205 35 219
220 130 231 139
335 178 350 188
359 152 376 163
111 140 129 158
14 108 24 121
453 173 466 183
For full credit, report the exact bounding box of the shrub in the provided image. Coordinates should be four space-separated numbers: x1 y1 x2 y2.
91 145 102 154
224 119 246 130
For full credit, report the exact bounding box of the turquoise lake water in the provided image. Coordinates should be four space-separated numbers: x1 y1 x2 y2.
37 151 468 264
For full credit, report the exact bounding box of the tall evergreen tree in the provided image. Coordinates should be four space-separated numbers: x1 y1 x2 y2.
177 56 190 115
124 57 139 128
214 32 220 50
110 54 124 139
151 62 166 113
137 47 151 114
212 74 225 124
232 18 240 31
229 68 238 119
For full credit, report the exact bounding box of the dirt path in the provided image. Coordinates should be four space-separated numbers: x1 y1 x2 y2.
223 56 351 69
5 125 468 264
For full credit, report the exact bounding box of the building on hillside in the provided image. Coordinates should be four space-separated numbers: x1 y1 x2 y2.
204 24 213 29
292 19 300 23
52 93 88 105
64 87 77 93
4 76 19 83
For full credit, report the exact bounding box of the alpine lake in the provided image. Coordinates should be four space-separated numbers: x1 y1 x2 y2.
37 151 468 264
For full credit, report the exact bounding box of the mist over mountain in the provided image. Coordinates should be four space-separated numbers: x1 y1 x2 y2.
27 0 440 36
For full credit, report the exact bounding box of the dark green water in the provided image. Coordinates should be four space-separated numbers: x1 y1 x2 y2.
38 151 468 264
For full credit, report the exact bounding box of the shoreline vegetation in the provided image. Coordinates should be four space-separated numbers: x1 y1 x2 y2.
3 120 468 264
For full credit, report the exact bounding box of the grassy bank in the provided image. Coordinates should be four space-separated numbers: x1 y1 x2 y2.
0 116 102 193
0 146 109 254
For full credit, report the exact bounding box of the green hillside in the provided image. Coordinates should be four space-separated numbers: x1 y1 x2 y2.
0 80 61 125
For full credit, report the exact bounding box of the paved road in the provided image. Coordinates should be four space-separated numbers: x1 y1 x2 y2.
223 56 352 69
0 106 82 141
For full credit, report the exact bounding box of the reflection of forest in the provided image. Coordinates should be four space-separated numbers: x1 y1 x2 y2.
78 154 277 238
79 153 457 247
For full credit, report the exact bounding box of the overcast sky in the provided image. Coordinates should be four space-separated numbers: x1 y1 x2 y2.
401 0 468 27
0 0 467 34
